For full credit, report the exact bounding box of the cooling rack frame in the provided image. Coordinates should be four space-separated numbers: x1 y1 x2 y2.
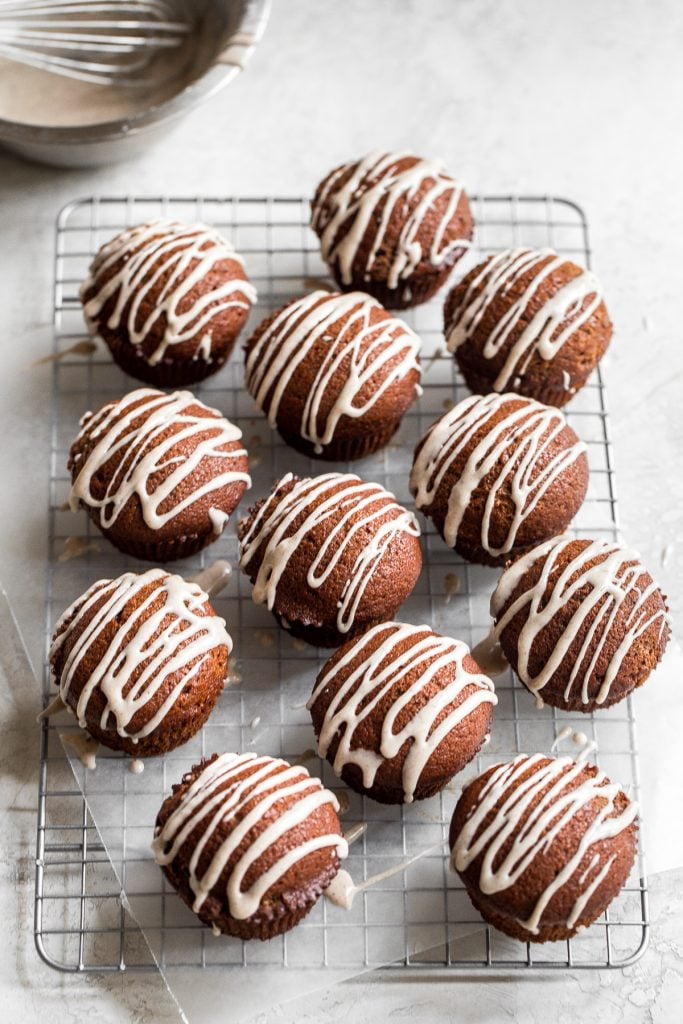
35 193 649 977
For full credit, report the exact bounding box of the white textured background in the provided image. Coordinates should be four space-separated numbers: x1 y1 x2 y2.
1 1 681 1020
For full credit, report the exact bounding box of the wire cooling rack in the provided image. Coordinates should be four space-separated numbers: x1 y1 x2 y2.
35 194 649 978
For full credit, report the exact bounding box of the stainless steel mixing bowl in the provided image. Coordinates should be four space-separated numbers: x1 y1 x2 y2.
0 0 270 167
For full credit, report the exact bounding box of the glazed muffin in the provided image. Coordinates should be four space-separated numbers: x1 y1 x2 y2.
449 753 638 942
444 247 613 406
311 151 473 309
308 622 497 804
238 472 422 647
81 220 256 386
49 569 231 758
152 752 348 940
410 393 589 566
244 290 422 461
68 388 250 562
491 537 671 712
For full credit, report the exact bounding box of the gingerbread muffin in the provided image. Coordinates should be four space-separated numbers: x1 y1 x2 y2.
68 388 250 562
238 472 422 647
410 393 589 566
49 569 231 758
449 753 638 943
81 220 257 386
491 537 671 712
308 622 497 804
244 290 422 460
310 151 473 309
152 752 348 940
444 247 613 406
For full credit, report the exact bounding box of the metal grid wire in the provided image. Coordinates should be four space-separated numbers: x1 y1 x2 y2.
35 194 649 977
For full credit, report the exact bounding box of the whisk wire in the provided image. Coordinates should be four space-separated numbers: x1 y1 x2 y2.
0 0 190 86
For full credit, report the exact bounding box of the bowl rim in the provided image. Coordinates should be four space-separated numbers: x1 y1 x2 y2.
0 0 271 145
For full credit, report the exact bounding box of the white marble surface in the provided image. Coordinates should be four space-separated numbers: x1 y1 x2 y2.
1 0 681 1020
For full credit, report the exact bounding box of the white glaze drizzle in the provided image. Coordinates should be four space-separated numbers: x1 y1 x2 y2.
445 247 604 390
491 537 670 706
312 151 469 290
208 507 230 536
37 694 67 721
470 629 509 678
151 752 348 919
245 290 422 454
81 220 257 366
551 727 593 754
308 622 496 803
31 339 98 367
69 388 250 532
325 840 445 910
410 393 586 555
551 725 573 750
50 569 231 740
567 853 615 929
58 536 99 563
343 822 367 845
191 560 232 599
61 731 99 770
451 753 638 935
239 473 421 635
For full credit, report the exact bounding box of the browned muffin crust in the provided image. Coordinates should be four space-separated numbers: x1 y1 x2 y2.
311 152 473 309
81 221 255 386
491 537 671 712
244 290 422 461
449 755 638 943
49 570 230 757
153 754 345 940
68 388 250 563
410 393 589 567
444 249 613 407
309 622 496 804
238 473 423 647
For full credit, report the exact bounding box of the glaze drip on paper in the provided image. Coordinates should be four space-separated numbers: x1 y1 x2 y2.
152 753 348 920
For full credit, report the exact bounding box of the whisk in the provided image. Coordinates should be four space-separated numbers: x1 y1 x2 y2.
0 1 190 86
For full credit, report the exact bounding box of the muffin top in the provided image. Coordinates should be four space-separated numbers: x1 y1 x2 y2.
311 151 472 292
491 537 671 710
152 752 347 924
69 388 250 541
308 622 496 803
81 219 257 367
445 247 611 398
410 393 588 564
50 568 231 742
449 753 638 937
238 472 422 639
244 290 421 455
